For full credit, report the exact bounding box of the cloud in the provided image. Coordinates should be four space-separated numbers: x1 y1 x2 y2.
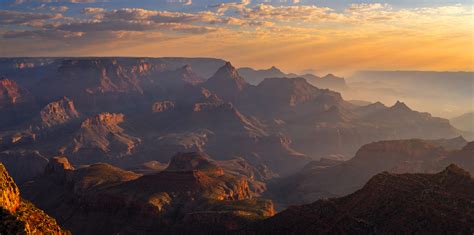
51 6 69 12
239 4 335 22
211 0 251 15
82 7 105 14
0 10 62 26
32 4 68 12
346 3 391 12
166 0 193 5
3 29 84 40
415 4 467 15
96 8 220 24
15 0 101 3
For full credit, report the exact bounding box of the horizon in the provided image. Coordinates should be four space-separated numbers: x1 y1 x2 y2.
1 55 474 76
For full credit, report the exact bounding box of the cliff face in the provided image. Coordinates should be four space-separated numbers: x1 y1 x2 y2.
37 97 80 129
0 78 31 108
248 165 474 234
0 164 67 234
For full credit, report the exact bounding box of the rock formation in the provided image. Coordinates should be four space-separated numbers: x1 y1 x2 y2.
35 97 80 129
64 113 141 164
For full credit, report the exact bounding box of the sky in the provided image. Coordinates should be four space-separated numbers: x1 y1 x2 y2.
0 0 472 75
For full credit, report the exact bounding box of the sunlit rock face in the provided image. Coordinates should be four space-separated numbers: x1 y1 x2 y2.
0 78 26 108
36 97 80 129
0 163 67 234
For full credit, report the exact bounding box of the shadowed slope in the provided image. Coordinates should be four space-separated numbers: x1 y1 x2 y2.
247 165 474 234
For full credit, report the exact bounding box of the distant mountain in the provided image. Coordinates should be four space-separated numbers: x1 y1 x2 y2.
451 112 474 133
347 99 372 106
165 64 204 84
347 71 474 118
238 80 460 159
248 165 474 234
237 77 346 117
351 71 473 97
354 101 386 116
237 66 286 85
23 153 275 234
0 57 226 84
358 101 460 139
152 57 226 78
237 66 347 91
306 73 347 91
0 163 67 234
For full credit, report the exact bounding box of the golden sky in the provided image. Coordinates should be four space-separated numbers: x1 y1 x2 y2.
1 1 473 75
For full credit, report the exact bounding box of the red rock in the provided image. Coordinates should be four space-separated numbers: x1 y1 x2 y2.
152 100 175 113
0 78 32 108
36 97 80 129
